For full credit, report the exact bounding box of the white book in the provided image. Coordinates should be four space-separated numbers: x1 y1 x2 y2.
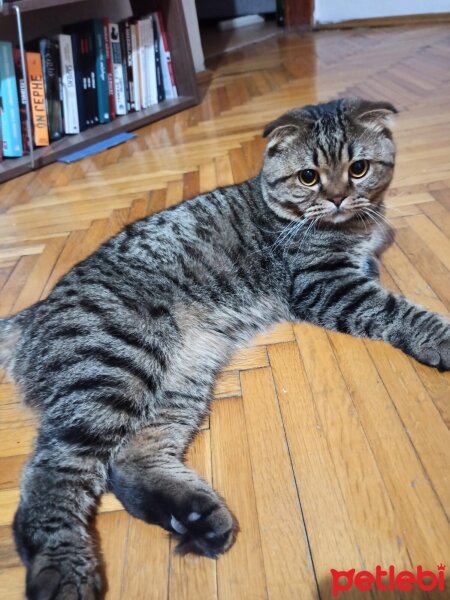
58 34 79 134
130 23 141 111
108 23 127 116
142 16 157 106
136 19 148 108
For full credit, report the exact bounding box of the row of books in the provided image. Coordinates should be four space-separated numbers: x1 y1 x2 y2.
0 12 177 159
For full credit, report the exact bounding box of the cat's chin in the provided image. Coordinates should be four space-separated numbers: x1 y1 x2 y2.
323 210 355 225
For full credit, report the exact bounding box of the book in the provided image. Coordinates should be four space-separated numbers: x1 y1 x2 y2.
141 15 157 106
152 14 165 103
58 33 80 134
91 19 110 123
123 20 135 112
69 33 89 129
85 31 98 126
0 41 23 157
26 52 50 146
109 23 127 115
39 39 63 141
136 19 148 109
130 22 141 111
156 12 177 99
13 49 31 153
118 21 131 112
103 18 116 121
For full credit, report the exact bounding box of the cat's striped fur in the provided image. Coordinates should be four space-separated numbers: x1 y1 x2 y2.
1 98 449 599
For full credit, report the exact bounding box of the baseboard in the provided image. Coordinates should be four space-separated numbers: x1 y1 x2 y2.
315 12 450 30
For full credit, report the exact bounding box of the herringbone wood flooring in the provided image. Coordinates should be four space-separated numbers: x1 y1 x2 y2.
1 24 450 599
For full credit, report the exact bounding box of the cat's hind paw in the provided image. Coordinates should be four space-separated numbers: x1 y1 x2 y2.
170 495 239 558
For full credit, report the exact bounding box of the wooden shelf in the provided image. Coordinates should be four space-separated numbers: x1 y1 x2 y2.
1 0 89 16
0 0 199 183
0 96 197 182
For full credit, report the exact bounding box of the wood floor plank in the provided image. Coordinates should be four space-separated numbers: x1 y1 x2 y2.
211 397 268 600
394 225 450 308
169 429 217 600
293 325 412 568
240 367 318 599
381 243 448 314
362 339 450 516
268 341 365 599
0 256 39 318
97 511 130 600
327 331 450 562
406 213 450 270
120 518 170 600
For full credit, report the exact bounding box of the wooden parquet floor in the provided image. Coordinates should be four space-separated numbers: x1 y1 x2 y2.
1 24 450 599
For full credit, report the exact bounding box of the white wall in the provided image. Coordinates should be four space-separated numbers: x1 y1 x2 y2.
315 0 450 25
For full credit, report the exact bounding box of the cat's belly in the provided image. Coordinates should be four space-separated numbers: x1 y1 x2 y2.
161 296 287 396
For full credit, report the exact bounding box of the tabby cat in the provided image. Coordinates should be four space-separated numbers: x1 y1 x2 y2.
1 98 449 599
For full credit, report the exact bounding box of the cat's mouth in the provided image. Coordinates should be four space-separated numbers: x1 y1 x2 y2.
322 197 372 224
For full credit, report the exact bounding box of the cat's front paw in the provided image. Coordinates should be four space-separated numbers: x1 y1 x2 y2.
406 316 450 371
170 491 239 558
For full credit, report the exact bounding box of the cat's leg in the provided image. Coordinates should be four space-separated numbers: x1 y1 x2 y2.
292 273 450 370
13 437 108 600
110 420 238 558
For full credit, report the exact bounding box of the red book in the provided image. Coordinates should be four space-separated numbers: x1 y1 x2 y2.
156 11 177 98
103 17 116 120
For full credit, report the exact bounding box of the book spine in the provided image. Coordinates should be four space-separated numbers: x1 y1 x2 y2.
93 19 110 123
87 32 98 125
118 22 131 112
26 52 50 146
58 34 80 134
103 18 116 120
152 13 165 103
109 23 127 115
156 12 177 98
13 48 31 153
124 21 135 111
81 35 93 127
70 33 88 130
137 20 148 109
39 39 63 141
144 16 157 105
0 42 23 157
130 23 141 111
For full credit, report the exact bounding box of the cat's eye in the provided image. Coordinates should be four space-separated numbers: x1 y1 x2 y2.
349 160 369 178
298 169 319 186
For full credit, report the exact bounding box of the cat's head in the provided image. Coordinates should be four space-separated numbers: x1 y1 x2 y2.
260 98 397 225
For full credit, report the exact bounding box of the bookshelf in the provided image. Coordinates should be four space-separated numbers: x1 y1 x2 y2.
0 0 200 183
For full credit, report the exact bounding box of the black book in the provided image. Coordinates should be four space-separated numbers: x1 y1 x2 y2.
118 21 131 112
85 30 99 125
39 39 64 141
152 15 165 103
64 24 94 128
124 21 135 112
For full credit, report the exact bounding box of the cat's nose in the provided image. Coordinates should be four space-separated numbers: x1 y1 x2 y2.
329 196 344 207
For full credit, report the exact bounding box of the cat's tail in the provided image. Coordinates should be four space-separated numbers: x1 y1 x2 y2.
0 315 22 374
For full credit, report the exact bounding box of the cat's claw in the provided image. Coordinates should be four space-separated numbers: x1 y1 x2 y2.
170 515 187 534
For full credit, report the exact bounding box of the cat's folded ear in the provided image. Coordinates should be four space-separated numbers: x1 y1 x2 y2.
263 109 313 154
350 99 398 133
